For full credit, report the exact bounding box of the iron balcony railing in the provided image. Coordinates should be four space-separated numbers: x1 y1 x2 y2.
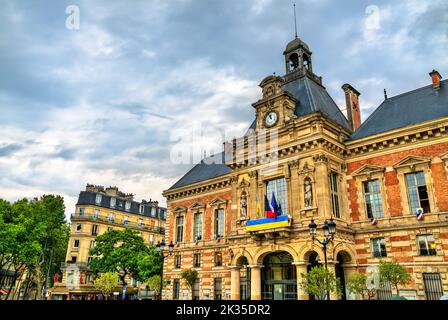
70 213 165 234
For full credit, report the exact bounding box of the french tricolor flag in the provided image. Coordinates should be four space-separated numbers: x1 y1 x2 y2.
370 216 377 225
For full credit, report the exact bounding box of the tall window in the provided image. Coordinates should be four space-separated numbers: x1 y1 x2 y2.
329 172 341 218
73 239 80 248
418 235 436 256
89 240 96 249
214 278 222 300
193 253 201 267
79 208 85 216
138 218 143 226
108 213 114 222
266 177 288 215
214 252 223 267
125 201 131 211
176 216 184 243
110 197 116 208
93 210 99 219
174 255 182 269
423 273 444 300
123 216 129 225
95 194 102 204
194 212 203 241
76 224 82 232
173 279 180 300
214 209 224 238
192 279 200 300
405 172 430 214
91 224 99 236
371 238 387 257
149 234 154 245
363 180 384 219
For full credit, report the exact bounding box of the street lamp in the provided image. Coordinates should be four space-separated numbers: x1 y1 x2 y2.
308 218 337 300
156 240 174 300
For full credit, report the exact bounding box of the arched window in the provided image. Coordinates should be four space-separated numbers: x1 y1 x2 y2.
303 54 310 70
288 53 299 71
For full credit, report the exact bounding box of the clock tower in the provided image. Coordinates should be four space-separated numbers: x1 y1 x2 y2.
252 75 297 130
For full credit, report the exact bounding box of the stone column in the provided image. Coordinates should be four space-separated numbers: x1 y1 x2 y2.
230 176 238 234
313 154 331 220
230 266 241 300
250 265 262 300
327 262 339 300
342 265 357 300
293 261 309 300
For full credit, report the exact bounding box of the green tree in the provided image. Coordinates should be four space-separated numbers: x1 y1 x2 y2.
89 229 162 290
0 196 69 300
93 272 120 300
301 266 341 300
181 269 198 300
379 261 411 295
146 274 166 299
346 272 376 300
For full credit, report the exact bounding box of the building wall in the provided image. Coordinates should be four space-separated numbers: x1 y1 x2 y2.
163 189 233 300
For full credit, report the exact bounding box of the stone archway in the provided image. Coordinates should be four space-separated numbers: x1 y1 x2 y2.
261 251 297 300
335 250 353 300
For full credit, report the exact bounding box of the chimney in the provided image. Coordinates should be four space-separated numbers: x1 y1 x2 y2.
429 70 442 89
342 84 362 131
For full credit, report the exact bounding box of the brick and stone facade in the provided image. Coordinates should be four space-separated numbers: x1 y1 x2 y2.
162 37 448 300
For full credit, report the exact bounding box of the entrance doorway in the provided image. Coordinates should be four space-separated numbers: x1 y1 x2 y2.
307 251 320 300
335 253 347 300
261 251 297 300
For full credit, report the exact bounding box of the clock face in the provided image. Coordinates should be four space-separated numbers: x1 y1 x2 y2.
265 111 278 127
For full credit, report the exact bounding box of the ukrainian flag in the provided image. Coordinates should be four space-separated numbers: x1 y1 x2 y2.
245 215 289 232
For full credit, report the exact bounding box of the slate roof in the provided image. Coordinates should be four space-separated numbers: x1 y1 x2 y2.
77 191 167 220
283 76 350 130
168 152 231 190
350 79 448 140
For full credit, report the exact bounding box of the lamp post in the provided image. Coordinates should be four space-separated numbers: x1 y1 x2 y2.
155 240 174 300
308 218 336 300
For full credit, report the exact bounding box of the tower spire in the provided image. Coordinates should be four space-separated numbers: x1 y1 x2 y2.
293 2 298 39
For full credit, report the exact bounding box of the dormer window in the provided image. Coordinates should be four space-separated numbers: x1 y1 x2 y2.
139 204 145 214
95 194 102 205
151 207 156 217
110 197 116 208
125 201 131 211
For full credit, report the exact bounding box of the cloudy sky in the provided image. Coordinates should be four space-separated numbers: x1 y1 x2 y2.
0 0 447 217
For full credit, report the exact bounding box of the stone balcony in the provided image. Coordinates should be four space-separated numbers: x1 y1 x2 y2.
245 215 292 240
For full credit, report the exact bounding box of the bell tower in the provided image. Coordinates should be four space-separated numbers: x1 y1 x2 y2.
283 37 322 85
284 37 313 75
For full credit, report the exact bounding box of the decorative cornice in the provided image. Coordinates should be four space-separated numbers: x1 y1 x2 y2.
346 119 448 157
392 155 431 170
351 164 385 177
164 177 232 201
189 202 206 211
209 197 228 207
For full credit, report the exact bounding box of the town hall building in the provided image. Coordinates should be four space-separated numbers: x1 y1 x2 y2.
162 36 448 300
